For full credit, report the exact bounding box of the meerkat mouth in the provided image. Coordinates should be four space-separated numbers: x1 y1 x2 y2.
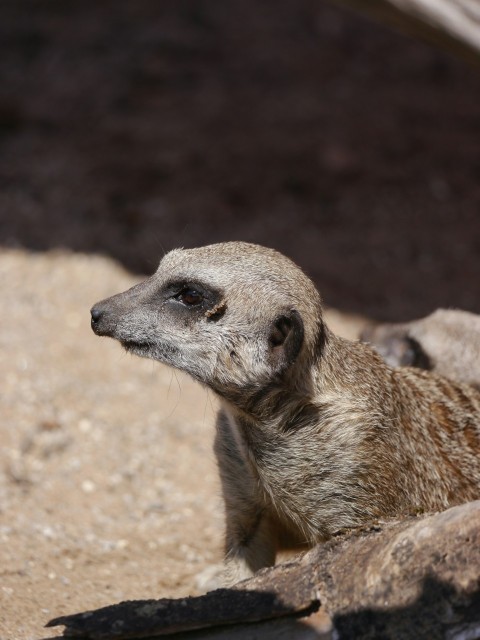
121 339 179 363
121 340 151 354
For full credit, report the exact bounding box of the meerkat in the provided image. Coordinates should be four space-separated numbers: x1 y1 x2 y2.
91 242 480 585
361 309 480 389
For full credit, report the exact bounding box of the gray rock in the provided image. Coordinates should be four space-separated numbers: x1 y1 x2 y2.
47 501 480 640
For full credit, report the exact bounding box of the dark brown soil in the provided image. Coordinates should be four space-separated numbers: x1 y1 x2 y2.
1 0 480 321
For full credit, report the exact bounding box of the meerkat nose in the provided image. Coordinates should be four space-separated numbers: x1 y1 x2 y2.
90 306 104 333
90 306 102 323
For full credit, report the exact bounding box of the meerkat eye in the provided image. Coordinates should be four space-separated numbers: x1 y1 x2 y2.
176 288 204 306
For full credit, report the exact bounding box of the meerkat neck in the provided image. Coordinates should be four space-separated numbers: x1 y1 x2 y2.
224 326 370 429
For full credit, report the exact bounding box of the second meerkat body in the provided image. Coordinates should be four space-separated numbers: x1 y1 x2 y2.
91 242 480 583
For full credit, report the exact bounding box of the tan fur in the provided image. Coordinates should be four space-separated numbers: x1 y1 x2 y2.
91 243 480 584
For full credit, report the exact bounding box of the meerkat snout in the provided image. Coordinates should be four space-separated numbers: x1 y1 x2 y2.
90 300 119 338
91 241 480 586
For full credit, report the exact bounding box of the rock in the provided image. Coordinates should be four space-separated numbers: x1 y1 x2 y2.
47 501 480 639
311 500 480 639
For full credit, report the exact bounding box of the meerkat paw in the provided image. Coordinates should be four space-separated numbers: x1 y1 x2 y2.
194 559 256 592
194 563 227 592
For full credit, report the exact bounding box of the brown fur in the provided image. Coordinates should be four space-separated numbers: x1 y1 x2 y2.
91 242 480 584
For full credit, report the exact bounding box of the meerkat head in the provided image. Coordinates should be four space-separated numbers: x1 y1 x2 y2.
91 242 325 405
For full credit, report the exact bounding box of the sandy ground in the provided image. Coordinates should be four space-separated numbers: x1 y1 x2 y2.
0 249 364 640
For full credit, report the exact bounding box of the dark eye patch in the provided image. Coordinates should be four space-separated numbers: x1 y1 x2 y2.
163 280 224 317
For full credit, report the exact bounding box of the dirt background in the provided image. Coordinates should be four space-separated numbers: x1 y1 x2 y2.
1 1 480 639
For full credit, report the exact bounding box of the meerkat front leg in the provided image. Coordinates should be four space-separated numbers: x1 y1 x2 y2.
222 503 276 584
214 411 277 585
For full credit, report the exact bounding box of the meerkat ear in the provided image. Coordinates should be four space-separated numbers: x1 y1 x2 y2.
268 310 304 372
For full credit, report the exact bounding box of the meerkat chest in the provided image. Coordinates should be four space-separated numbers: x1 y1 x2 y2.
223 410 302 506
